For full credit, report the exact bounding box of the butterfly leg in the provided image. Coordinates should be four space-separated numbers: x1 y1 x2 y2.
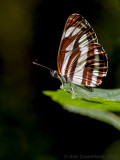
62 82 64 90
70 83 74 93
85 86 94 92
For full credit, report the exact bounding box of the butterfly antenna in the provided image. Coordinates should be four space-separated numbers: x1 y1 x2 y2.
32 62 53 71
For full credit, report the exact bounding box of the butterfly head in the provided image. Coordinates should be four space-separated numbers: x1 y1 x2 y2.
50 70 67 84
50 70 59 78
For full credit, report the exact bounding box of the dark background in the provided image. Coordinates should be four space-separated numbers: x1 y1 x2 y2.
0 0 120 160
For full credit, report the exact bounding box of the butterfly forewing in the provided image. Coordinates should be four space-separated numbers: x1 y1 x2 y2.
57 13 108 87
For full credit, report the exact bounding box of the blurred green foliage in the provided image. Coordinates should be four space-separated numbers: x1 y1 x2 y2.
0 0 57 159
104 140 120 160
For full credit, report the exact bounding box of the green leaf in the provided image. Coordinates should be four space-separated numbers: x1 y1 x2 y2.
43 88 120 111
63 83 120 102
43 84 120 130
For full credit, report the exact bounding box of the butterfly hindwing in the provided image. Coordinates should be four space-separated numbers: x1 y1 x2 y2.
70 43 108 87
57 13 108 87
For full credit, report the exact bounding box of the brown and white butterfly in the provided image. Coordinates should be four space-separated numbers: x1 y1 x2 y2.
33 13 108 92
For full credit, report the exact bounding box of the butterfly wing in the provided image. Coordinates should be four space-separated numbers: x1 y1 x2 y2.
57 13 108 87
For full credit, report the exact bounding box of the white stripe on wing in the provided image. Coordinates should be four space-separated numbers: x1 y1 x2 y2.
65 27 75 37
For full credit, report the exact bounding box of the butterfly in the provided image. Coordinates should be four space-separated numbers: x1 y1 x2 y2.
33 13 108 92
